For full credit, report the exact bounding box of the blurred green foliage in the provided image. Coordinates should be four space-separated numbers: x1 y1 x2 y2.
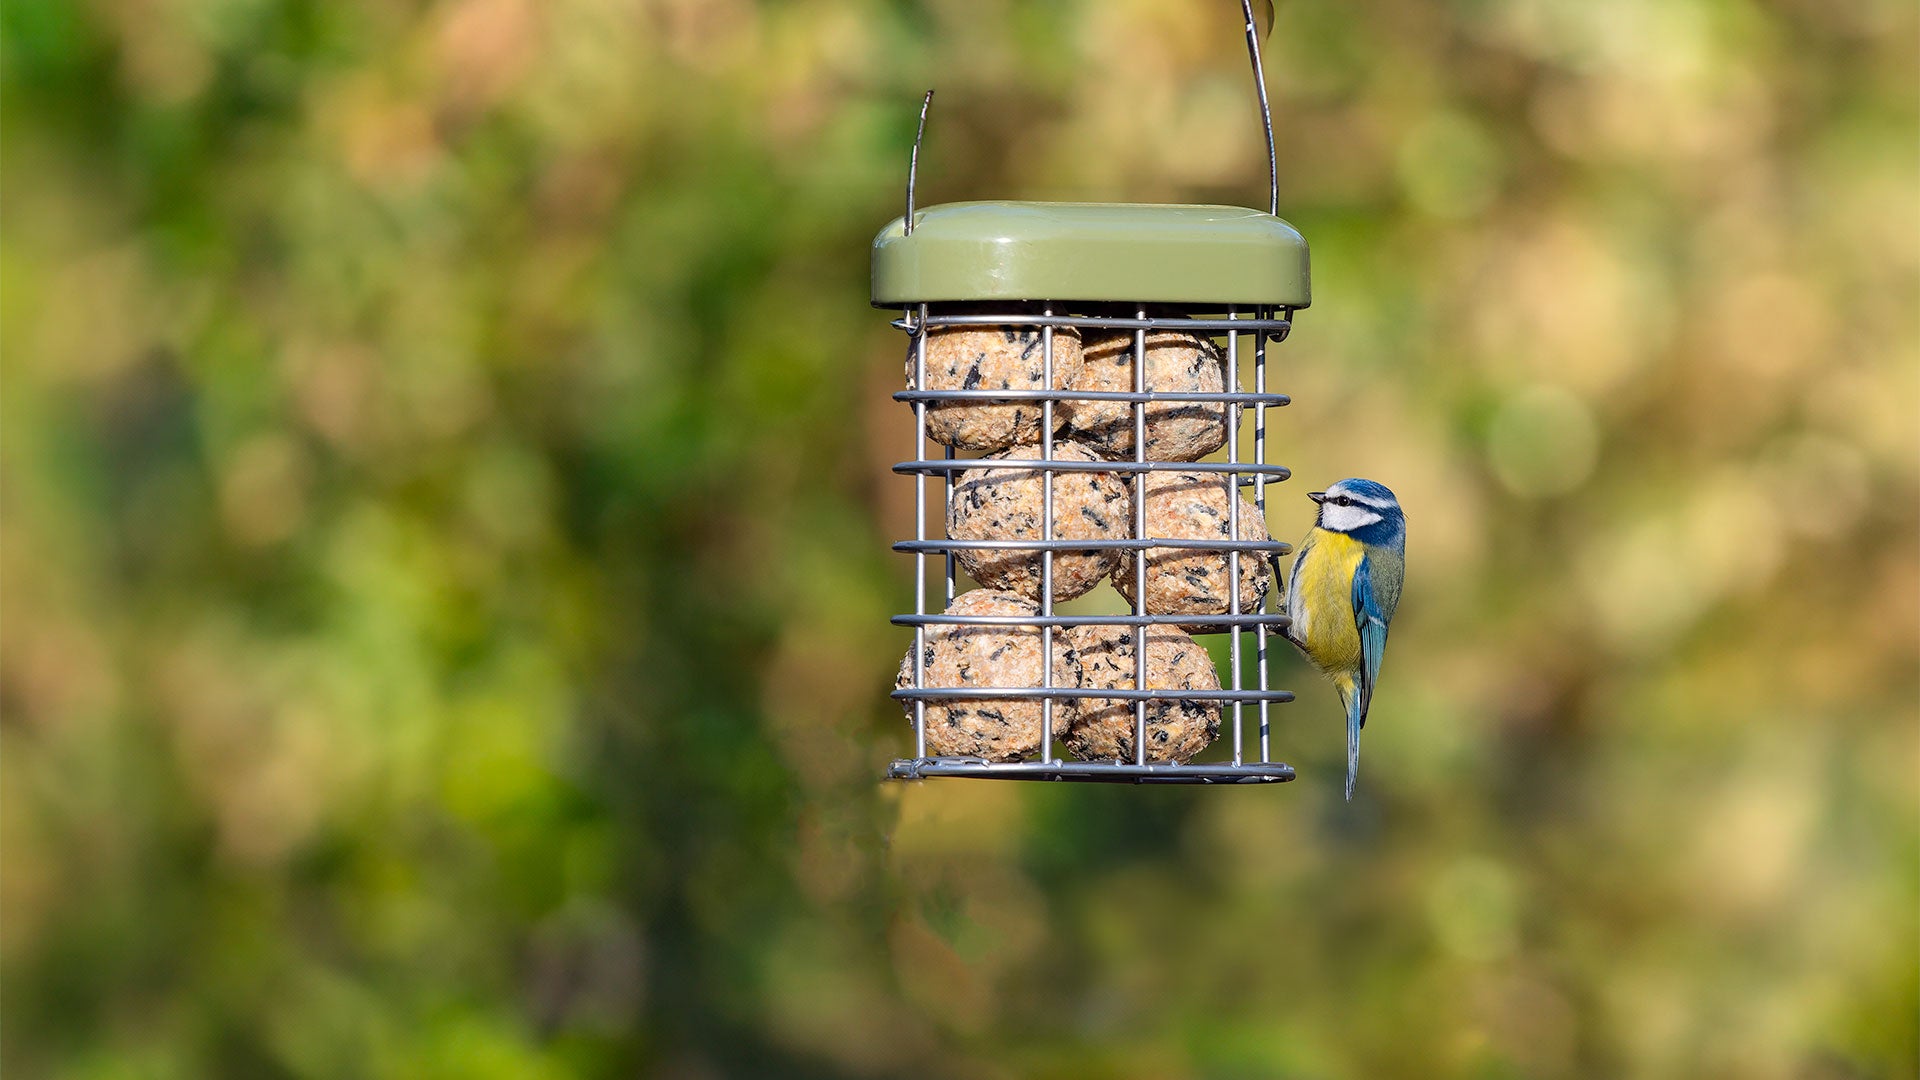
3 1 1916 1077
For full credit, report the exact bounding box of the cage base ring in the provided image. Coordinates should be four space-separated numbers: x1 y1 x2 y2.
886 757 1296 784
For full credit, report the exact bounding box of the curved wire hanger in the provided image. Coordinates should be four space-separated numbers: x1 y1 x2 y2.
1243 0 1279 216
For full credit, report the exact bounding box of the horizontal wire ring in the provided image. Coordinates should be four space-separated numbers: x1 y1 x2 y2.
893 536 1290 554
894 459 1290 480
885 759 1296 784
891 686 1296 703
892 612 1290 628
889 313 1293 335
893 388 1290 405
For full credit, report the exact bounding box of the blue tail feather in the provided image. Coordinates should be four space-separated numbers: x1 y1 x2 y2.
1345 688 1363 801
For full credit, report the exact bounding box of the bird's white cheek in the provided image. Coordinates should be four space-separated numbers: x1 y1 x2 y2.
1320 505 1383 532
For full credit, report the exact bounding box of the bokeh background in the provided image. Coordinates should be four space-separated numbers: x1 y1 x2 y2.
4 0 1917 1076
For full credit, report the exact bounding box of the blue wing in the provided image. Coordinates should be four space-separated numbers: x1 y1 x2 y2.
1350 554 1389 729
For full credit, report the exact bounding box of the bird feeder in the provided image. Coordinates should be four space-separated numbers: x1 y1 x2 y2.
878 7 1309 784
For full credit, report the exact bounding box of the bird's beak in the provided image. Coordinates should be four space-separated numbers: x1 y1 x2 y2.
1307 491 1327 504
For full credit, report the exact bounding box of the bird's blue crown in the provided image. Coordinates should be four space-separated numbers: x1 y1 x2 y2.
1327 478 1398 506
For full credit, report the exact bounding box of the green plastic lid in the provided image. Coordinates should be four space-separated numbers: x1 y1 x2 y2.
871 201 1310 308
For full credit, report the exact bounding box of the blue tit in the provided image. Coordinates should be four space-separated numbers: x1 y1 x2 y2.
1282 478 1405 800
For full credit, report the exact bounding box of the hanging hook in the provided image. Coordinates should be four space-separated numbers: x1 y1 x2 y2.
1240 0 1278 216
905 89 934 235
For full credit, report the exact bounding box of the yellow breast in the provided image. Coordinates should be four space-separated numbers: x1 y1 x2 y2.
1289 529 1366 675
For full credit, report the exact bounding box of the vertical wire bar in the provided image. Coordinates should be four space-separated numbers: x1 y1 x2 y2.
913 303 931 760
1132 307 1149 766
1226 309 1244 766
1040 306 1056 765
1255 305 1272 763
944 441 957 607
